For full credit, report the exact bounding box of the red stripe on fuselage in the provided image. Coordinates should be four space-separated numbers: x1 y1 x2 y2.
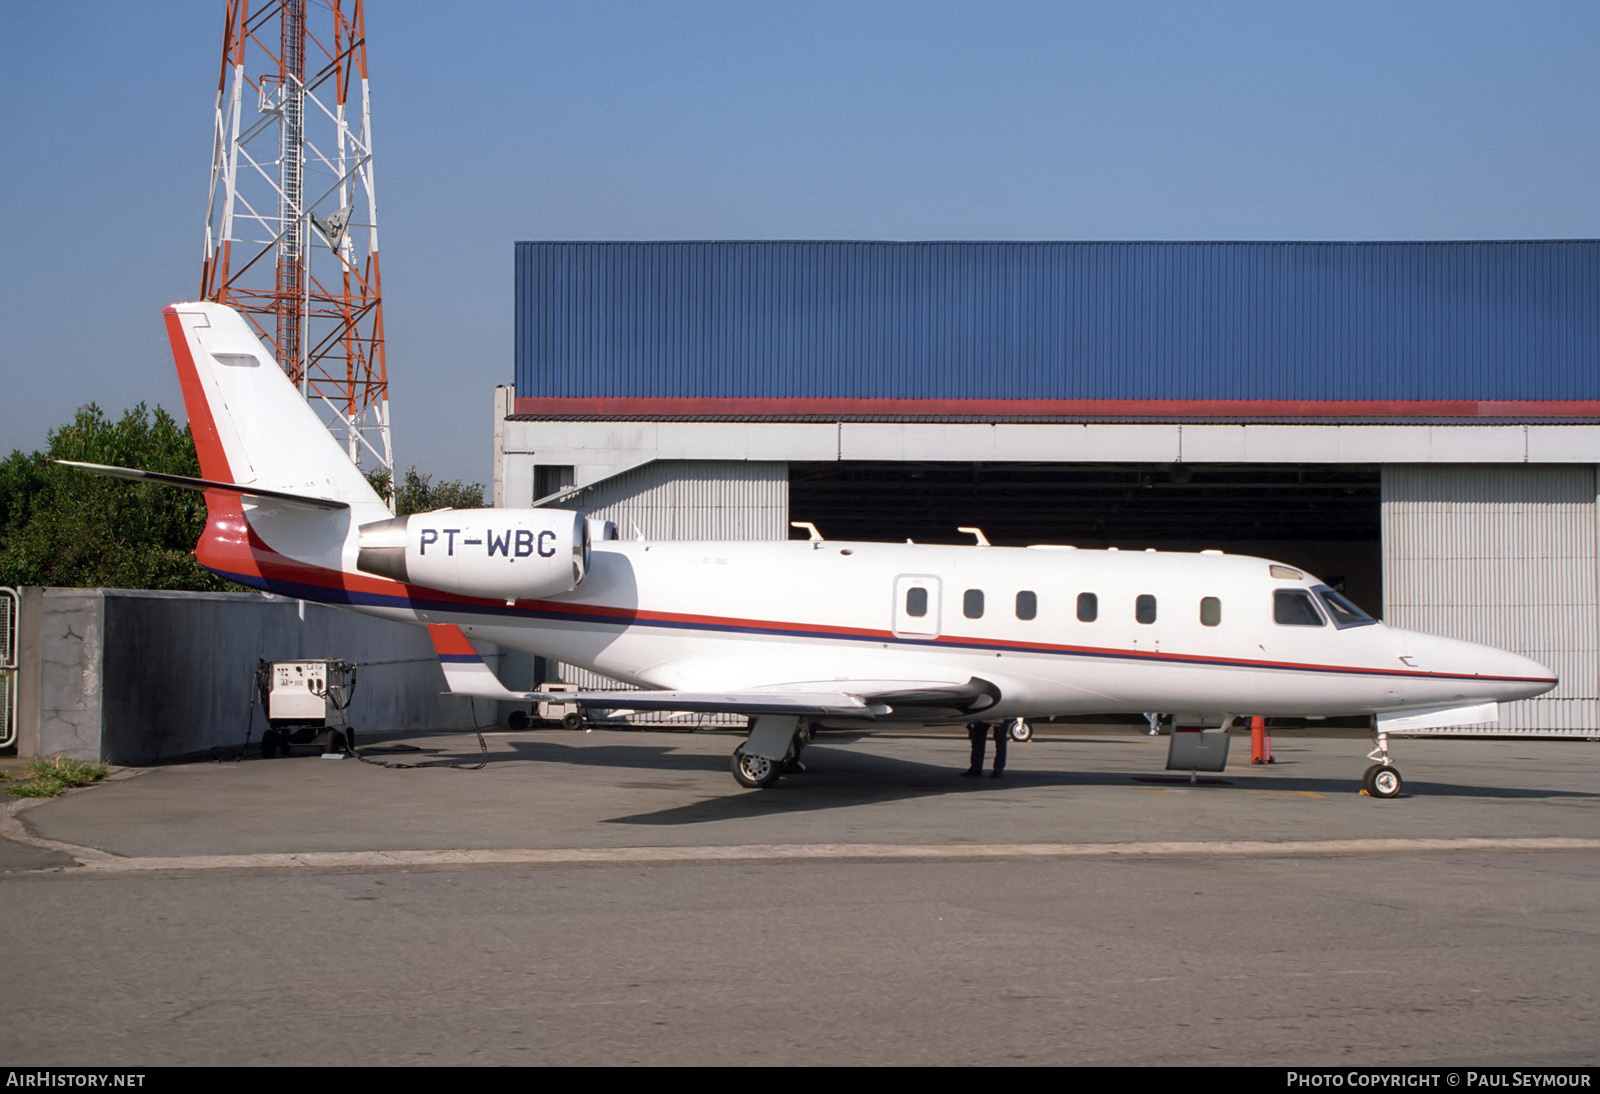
199 521 1552 688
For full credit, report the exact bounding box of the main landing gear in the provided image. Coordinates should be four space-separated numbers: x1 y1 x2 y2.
1362 725 1404 799
730 717 814 789
731 749 783 789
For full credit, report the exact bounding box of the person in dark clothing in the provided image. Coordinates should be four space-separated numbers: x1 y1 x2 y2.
962 721 1007 778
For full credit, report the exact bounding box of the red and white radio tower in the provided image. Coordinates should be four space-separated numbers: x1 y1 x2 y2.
200 0 392 483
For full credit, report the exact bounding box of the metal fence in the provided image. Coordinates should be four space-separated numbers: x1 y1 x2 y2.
1 587 17 749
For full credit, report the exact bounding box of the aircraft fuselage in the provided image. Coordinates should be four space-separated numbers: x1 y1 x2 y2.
388 537 1554 724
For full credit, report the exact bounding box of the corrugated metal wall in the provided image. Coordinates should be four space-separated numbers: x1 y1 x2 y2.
570 460 788 541
554 460 787 720
515 241 1600 401
1382 465 1599 734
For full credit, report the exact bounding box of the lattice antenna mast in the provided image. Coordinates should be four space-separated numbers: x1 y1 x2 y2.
201 0 392 483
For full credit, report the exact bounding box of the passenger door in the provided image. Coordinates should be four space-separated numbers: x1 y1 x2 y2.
892 575 942 639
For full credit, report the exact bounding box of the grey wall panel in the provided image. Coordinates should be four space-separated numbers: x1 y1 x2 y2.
1382 465 1599 733
15 589 506 763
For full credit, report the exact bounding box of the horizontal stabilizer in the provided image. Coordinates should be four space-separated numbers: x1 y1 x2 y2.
57 461 348 511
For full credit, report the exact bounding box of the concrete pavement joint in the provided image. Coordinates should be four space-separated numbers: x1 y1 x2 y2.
17 835 1600 875
0 796 123 865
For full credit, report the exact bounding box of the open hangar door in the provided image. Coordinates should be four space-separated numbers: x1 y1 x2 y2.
790 461 1384 617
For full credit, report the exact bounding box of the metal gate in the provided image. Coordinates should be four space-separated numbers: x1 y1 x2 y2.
0 587 16 749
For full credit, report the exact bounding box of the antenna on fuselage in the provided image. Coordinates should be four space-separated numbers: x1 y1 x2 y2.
958 526 990 546
790 521 823 542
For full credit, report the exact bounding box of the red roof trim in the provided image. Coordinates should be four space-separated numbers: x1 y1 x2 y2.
512 396 1600 418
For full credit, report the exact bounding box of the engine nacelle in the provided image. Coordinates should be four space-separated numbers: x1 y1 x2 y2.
356 508 589 600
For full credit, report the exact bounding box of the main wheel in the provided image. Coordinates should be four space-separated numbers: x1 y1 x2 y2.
1362 763 1403 799
731 749 783 789
1008 719 1032 743
508 710 531 731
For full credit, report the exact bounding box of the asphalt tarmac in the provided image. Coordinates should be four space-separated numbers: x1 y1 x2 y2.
3 726 1598 1066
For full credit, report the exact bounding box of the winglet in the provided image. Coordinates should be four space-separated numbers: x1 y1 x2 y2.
427 624 531 701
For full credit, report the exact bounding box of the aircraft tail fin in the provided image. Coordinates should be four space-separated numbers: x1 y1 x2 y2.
163 302 389 520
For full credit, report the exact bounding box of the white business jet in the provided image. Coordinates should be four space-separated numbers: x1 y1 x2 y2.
68 304 1558 796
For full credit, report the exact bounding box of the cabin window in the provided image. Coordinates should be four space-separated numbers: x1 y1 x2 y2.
963 589 985 619
1274 589 1325 626
1135 594 1157 624
1200 597 1221 626
1315 585 1377 629
1077 592 1098 622
905 587 928 618
1015 590 1037 620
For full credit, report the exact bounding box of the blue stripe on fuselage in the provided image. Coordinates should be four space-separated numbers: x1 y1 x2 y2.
209 566 1542 686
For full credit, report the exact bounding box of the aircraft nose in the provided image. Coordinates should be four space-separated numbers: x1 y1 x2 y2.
1397 630 1558 702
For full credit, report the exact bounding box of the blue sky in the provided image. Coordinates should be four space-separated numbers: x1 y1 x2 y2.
3 0 1598 485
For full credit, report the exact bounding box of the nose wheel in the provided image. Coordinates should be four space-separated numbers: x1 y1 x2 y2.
1362 763 1403 798
1363 727 1404 799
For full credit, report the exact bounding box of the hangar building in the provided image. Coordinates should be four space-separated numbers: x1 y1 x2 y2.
494 241 1600 733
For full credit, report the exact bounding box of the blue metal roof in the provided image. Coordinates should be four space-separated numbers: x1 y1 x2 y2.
513 241 1600 403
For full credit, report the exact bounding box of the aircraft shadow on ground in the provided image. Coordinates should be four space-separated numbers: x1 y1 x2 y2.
361 733 1600 826
612 744 1600 825
350 734 725 774
497 735 738 775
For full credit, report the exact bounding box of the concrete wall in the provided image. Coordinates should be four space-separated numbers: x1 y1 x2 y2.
15 588 504 764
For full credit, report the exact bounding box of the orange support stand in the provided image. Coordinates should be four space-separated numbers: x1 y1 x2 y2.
1250 715 1273 764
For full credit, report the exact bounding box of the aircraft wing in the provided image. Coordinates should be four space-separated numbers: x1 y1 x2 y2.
426 624 999 719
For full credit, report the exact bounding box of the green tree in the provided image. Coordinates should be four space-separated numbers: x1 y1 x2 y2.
0 404 236 591
365 466 485 517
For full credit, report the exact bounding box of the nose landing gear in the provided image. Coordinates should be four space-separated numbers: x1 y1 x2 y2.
1363 727 1404 799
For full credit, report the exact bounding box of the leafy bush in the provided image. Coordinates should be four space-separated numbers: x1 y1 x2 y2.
0 404 234 591
365 466 485 516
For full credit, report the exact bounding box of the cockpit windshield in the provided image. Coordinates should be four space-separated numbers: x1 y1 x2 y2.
1274 589 1325 626
1314 585 1377 629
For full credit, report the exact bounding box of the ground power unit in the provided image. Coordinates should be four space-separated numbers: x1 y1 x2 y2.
257 659 357 758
